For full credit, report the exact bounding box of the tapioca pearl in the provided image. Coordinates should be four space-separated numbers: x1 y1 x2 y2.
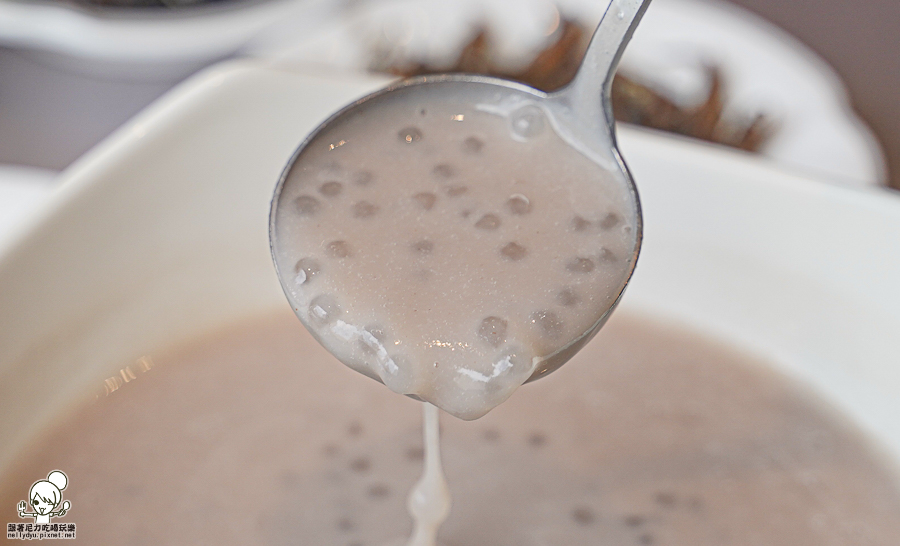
598 247 617 263
571 506 596 526
336 517 354 532
556 287 580 307
505 193 532 215
405 446 424 461
638 533 655 545
412 192 437 210
500 242 528 261
352 170 373 186
571 215 591 232
527 431 547 447
398 126 423 144
445 185 468 197
293 258 321 285
509 104 546 139
347 421 364 437
352 200 379 219
482 428 500 442
655 492 677 508
319 181 343 197
366 483 391 500
477 316 508 348
349 457 371 473
294 195 320 216
326 240 352 258
308 294 342 326
317 162 343 182
599 212 621 230
432 164 455 178
566 257 595 273
529 309 563 339
410 239 434 255
475 213 501 230
462 136 484 154
623 514 646 527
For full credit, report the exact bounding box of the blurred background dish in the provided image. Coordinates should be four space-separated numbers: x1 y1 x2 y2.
0 0 891 185
272 0 885 187
0 0 324 170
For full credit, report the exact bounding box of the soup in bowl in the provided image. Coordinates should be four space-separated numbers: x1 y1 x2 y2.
1 61 899 544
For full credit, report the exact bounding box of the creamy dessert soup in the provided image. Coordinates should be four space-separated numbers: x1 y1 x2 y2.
270 82 639 420
2 310 900 545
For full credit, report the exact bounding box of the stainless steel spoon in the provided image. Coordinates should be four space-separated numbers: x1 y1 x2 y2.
270 0 650 389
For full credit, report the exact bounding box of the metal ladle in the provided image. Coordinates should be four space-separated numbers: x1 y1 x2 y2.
270 0 650 388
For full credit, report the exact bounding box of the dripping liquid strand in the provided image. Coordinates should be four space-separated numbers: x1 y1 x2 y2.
406 403 451 546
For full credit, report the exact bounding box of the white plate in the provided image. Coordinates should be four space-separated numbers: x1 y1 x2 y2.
0 60 899 477
270 0 884 186
0 0 320 79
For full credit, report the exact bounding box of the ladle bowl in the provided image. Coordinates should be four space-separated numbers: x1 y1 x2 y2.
268 0 650 401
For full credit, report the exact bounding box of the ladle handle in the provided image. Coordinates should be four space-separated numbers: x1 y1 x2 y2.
558 0 652 133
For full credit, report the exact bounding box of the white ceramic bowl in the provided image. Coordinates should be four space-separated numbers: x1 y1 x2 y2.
1 59 899 479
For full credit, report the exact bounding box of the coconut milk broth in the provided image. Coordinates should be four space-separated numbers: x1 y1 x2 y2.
2 310 899 545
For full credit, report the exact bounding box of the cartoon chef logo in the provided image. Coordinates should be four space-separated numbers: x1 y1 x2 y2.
7 470 76 540
18 471 71 524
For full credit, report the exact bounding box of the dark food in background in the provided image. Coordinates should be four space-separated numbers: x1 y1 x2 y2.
371 19 773 153
69 0 234 7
